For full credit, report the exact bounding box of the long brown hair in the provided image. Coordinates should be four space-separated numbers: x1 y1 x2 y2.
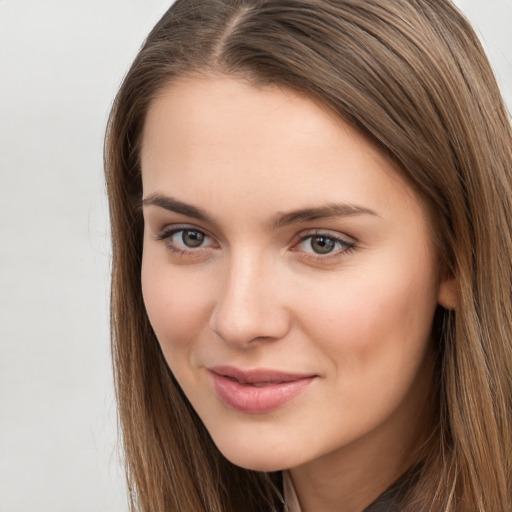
104 1 512 510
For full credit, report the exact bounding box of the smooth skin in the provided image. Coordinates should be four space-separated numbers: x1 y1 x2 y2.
140 75 455 512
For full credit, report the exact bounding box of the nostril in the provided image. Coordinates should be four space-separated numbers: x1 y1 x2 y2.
209 298 291 347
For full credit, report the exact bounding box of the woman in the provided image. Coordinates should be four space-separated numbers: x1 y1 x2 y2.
104 1 512 511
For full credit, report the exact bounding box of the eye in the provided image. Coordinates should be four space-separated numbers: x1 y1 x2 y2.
293 232 356 258
177 229 206 248
156 226 217 254
308 235 337 254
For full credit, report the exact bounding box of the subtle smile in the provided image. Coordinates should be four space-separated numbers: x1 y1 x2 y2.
208 366 317 414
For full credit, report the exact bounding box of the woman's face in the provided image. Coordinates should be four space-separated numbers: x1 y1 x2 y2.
140 76 452 473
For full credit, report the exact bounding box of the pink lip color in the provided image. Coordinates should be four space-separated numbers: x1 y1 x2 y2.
208 366 316 414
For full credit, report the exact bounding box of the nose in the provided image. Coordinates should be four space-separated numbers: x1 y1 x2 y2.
208 251 292 348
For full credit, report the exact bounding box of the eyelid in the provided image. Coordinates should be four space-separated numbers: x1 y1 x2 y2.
155 223 214 239
155 223 219 253
294 227 357 244
290 229 357 260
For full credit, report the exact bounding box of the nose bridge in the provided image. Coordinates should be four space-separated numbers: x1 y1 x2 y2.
209 247 290 346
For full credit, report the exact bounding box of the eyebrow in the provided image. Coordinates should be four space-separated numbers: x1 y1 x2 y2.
271 203 378 228
142 193 214 223
142 193 377 228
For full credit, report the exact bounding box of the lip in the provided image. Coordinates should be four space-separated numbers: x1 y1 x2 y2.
208 365 317 414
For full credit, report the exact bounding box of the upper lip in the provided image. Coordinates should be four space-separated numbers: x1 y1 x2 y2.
208 365 316 384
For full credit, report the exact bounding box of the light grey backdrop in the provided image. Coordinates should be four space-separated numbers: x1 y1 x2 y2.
0 1 510 511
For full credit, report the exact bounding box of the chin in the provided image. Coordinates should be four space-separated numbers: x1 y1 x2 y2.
213 436 298 472
222 450 290 472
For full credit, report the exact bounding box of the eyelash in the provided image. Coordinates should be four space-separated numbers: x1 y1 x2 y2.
156 225 217 257
293 232 356 262
155 225 357 262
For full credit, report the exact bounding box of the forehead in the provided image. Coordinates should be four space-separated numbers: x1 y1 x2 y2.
140 75 424 224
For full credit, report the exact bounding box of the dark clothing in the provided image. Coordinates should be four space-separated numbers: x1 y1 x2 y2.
363 469 413 511
283 466 417 512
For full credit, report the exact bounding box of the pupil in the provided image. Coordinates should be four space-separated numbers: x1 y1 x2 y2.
311 236 335 254
182 230 204 248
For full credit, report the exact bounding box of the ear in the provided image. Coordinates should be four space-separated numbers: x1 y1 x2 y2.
438 275 458 310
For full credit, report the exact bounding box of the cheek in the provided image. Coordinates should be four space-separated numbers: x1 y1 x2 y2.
141 251 213 360
291 264 439 444
296 258 439 373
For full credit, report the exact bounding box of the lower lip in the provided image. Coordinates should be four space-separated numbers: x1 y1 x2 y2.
210 372 315 414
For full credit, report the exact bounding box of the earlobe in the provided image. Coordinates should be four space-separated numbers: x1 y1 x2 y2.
438 276 458 310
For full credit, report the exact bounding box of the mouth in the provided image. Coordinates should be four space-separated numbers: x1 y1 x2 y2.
208 365 317 414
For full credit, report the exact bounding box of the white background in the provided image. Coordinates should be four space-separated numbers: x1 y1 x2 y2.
0 1 510 511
